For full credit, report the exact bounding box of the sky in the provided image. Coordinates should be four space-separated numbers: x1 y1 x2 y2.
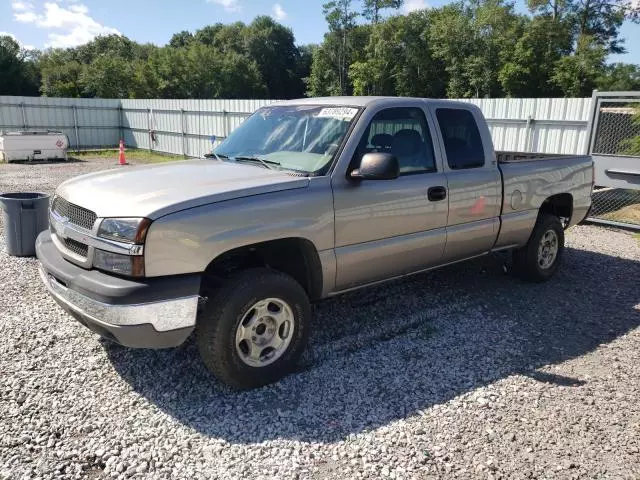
1 0 638 64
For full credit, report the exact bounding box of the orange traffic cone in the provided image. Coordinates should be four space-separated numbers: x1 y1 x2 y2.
118 139 128 165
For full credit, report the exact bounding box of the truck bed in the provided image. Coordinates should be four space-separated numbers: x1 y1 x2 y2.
495 151 593 247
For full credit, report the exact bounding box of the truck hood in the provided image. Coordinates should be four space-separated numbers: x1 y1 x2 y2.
56 159 309 219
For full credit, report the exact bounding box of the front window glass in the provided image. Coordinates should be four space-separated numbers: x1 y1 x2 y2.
214 105 360 175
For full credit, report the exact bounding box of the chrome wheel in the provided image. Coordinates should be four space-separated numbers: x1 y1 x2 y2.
537 229 559 269
235 298 295 367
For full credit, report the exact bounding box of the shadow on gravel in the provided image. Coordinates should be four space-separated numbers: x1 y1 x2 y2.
3 158 87 164
104 247 640 444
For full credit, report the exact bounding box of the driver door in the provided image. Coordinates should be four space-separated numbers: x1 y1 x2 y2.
331 105 448 290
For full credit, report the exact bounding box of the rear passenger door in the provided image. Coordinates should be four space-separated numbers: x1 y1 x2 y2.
430 105 502 261
332 105 448 290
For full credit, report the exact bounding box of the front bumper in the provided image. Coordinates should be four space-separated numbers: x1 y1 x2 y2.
36 230 201 349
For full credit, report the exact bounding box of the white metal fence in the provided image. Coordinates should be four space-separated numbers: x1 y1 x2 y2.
0 96 592 157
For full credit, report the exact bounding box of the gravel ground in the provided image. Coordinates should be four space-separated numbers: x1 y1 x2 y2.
1 159 639 480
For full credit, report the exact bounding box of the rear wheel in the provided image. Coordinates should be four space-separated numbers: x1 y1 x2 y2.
196 268 310 390
512 213 564 282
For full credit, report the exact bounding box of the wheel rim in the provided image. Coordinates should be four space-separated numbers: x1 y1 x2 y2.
537 229 559 270
235 298 295 367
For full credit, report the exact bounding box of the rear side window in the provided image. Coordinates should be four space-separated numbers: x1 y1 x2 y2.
436 108 485 170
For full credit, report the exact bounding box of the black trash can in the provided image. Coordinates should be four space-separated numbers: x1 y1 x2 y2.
0 192 50 256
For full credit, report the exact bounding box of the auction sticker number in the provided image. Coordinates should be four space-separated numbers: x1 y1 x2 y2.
317 107 358 120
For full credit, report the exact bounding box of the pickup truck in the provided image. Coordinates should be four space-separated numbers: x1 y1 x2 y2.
36 97 593 389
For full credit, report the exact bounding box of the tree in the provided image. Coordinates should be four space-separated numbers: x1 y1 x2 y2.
319 0 360 95
296 44 315 89
39 49 84 97
349 12 446 97
81 55 134 98
0 35 40 96
193 24 225 46
596 63 640 91
499 16 572 97
75 35 136 63
429 0 524 98
169 31 194 48
527 0 640 54
550 34 607 96
244 16 304 98
362 0 404 23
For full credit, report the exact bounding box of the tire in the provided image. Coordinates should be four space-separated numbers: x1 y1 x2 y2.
512 213 564 282
196 268 311 390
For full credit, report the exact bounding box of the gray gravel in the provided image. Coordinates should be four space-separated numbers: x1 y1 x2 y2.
1 159 639 480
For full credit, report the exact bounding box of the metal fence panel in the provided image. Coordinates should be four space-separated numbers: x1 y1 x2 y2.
585 91 640 229
0 96 121 148
2 96 593 155
117 98 275 157
454 97 592 154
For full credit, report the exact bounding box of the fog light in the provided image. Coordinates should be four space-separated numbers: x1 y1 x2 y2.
94 249 144 277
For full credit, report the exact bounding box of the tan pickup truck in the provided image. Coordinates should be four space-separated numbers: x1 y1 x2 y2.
36 97 593 389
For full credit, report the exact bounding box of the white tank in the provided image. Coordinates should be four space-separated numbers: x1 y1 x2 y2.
0 130 69 162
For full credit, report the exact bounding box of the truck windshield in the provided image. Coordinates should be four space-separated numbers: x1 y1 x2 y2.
214 105 360 175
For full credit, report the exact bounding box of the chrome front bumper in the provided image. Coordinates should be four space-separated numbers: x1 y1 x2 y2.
36 230 200 349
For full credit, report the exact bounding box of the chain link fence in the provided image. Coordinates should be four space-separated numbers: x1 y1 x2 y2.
590 188 640 227
592 102 640 155
587 95 640 229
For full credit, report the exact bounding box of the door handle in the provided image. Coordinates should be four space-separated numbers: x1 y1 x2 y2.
428 186 447 201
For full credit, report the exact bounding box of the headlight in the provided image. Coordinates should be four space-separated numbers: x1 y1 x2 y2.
98 218 151 244
94 249 145 277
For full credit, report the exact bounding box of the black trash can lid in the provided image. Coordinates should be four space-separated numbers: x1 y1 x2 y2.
0 192 50 200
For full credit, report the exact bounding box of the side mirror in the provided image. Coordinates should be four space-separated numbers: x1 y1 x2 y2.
350 152 400 181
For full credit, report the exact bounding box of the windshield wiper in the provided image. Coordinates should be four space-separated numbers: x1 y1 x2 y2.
204 152 229 161
234 156 280 170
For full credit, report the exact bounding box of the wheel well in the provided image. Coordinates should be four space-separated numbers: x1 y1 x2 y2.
539 193 573 227
203 238 323 301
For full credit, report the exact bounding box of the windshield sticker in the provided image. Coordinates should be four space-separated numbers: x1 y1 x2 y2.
316 107 358 120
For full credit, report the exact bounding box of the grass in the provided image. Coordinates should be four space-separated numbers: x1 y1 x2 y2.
69 148 188 164
599 204 640 224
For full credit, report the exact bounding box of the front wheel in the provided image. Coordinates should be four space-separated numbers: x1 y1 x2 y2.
196 268 311 390
512 213 565 282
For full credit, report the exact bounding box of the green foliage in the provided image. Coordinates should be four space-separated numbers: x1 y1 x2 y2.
0 35 39 96
597 63 640 91
169 31 194 49
499 16 572 97
550 35 607 96
349 12 446 97
526 0 639 54
244 16 305 98
428 0 524 98
81 55 134 98
620 106 640 155
33 19 305 100
3 0 640 101
362 0 405 23
308 0 362 96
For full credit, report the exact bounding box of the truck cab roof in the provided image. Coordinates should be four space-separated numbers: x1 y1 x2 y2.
276 96 479 111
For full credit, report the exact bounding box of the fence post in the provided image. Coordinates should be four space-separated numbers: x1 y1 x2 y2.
181 108 186 157
72 105 80 152
119 104 124 146
585 89 600 155
525 115 534 152
147 108 152 152
223 109 228 141
20 103 27 130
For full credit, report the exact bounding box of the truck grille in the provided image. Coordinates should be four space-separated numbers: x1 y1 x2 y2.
52 196 97 231
63 238 89 258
